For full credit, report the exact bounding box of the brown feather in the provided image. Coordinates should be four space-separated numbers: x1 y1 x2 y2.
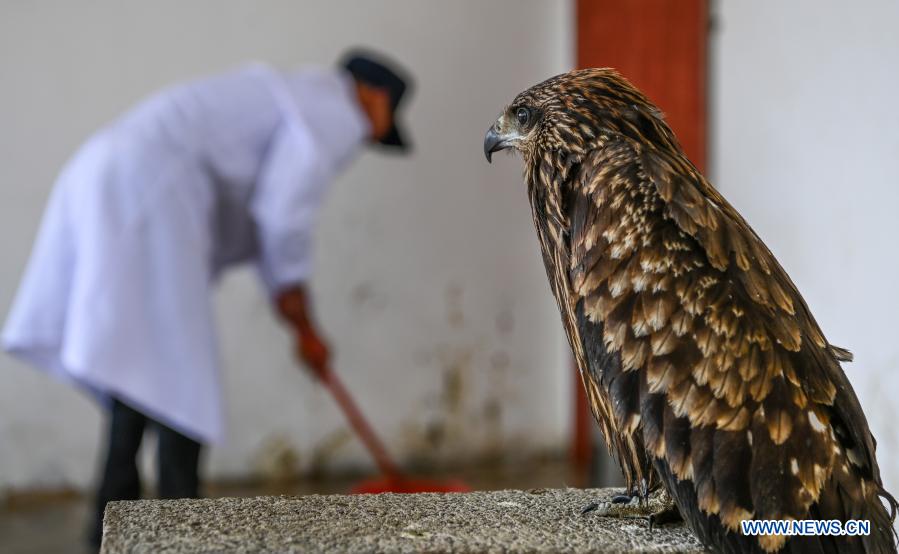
713 429 754 530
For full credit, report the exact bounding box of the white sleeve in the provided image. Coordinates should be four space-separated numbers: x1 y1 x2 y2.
251 119 334 295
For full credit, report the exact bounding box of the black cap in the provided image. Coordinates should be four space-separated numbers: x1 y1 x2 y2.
341 49 413 151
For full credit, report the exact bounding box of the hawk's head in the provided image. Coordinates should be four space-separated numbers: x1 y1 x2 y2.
484 68 673 164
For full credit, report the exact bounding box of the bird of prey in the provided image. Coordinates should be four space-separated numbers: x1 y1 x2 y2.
484 68 897 553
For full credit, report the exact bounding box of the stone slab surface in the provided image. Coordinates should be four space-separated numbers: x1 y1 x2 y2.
102 487 704 553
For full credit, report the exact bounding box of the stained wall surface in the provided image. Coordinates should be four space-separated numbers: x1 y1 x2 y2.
0 1 573 491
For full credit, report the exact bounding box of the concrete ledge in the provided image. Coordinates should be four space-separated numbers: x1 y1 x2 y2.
101 487 703 553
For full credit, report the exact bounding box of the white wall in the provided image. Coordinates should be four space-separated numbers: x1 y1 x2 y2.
0 1 573 492
711 0 899 495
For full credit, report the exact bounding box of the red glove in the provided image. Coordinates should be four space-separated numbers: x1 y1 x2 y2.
275 286 330 380
296 325 330 380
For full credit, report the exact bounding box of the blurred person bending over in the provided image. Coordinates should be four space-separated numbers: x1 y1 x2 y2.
2 49 413 546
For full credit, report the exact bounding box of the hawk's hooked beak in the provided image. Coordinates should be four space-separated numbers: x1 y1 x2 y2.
484 125 509 163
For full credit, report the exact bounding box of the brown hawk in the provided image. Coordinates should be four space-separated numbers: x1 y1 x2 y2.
484 68 897 553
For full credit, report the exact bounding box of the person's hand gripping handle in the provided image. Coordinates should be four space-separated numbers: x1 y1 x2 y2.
276 286 330 380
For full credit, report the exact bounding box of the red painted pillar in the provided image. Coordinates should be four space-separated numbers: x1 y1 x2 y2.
577 0 708 170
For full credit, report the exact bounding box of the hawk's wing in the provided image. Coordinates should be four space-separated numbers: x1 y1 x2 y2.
564 137 895 552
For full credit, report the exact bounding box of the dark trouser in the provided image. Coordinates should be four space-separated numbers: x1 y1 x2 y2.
90 399 202 546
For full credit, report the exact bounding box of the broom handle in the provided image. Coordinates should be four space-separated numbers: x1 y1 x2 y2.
320 367 402 480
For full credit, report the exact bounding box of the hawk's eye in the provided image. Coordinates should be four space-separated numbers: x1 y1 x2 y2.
516 107 531 126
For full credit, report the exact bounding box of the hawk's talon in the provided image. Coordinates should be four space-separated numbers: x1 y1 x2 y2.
580 489 677 522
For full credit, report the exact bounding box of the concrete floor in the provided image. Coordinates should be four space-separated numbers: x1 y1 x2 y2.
1 458 583 553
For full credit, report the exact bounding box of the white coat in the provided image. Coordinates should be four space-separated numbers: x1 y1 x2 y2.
2 63 370 443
